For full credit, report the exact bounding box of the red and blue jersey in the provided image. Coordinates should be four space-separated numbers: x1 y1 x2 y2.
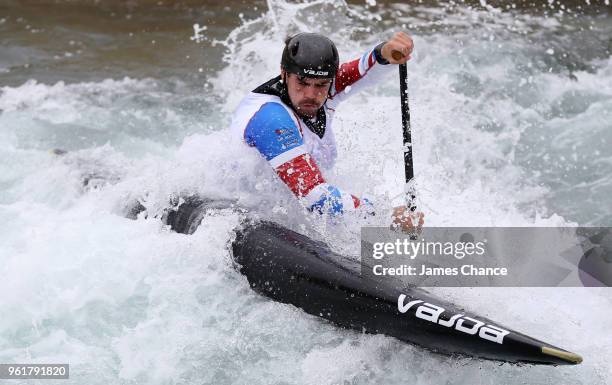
230 43 393 216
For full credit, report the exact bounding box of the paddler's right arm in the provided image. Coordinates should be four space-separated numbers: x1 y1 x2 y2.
244 102 373 217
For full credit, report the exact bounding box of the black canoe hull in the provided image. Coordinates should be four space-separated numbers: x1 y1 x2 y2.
231 220 582 365
128 196 581 365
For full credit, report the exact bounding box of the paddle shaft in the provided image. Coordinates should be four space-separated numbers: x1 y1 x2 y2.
399 63 417 211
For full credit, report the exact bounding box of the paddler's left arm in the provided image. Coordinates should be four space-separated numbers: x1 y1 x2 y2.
328 31 414 104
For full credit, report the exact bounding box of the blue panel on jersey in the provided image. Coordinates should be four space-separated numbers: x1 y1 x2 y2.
310 185 345 215
244 102 303 161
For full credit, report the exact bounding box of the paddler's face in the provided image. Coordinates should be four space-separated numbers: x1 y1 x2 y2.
283 70 332 118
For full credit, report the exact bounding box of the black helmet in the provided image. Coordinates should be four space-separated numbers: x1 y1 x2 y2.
281 33 339 79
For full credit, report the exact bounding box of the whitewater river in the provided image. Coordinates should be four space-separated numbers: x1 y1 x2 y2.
1 1 611 384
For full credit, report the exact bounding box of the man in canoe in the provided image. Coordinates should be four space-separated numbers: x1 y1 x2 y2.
229 32 424 232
